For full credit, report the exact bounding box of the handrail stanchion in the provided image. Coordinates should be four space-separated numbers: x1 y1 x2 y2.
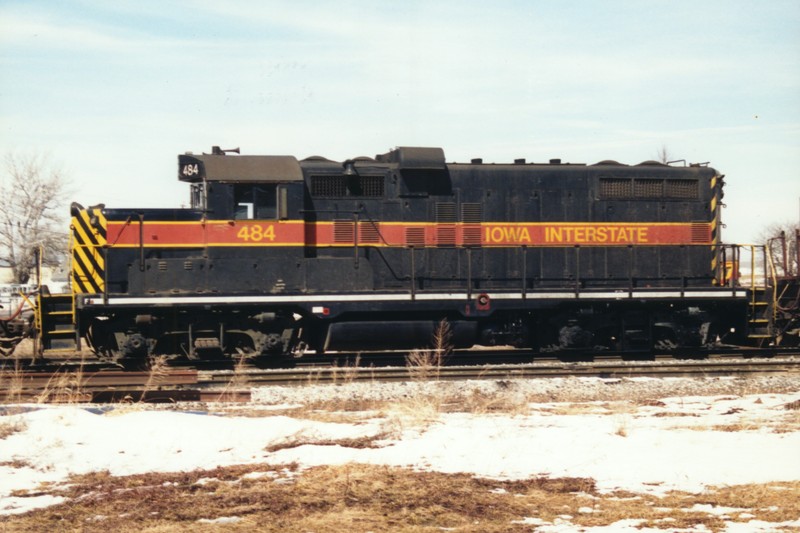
522 246 527 300
628 245 634 298
466 247 472 300
410 246 416 300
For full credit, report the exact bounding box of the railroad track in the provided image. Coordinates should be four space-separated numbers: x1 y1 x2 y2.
5 345 800 372
3 356 799 404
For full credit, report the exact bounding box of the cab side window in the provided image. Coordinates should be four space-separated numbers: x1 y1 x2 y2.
234 185 277 219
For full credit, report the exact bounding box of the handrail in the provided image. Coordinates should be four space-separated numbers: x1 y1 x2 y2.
765 245 779 323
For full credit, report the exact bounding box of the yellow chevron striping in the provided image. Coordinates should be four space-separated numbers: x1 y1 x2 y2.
73 242 105 271
91 208 108 245
709 177 719 281
70 208 107 294
71 216 96 246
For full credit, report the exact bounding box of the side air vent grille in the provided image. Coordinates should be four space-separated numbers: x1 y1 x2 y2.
359 222 381 244
405 227 426 246
601 178 699 200
461 203 483 246
310 175 385 197
436 226 456 247
666 179 699 199
435 203 457 223
311 175 347 197
600 178 633 198
691 222 711 243
333 220 355 244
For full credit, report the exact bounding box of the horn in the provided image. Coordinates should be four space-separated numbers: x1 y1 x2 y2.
211 146 240 155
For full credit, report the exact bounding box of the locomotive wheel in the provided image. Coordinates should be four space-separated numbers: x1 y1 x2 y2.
86 319 156 366
86 319 123 363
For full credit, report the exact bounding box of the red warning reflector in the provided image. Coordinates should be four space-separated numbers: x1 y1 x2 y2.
476 293 491 311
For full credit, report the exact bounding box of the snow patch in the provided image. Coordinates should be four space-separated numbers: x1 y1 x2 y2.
1 376 798 517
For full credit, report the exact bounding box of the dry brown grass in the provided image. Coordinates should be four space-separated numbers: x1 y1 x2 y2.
139 355 169 401
328 354 362 385
3 463 799 533
1 354 93 405
263 430 396 453
34 367 89 404
382 393 444 434
1 357 27 403
406 319 451 381
215 353 250 403
442 387 531 416
0 416 26 439
786 399 800 411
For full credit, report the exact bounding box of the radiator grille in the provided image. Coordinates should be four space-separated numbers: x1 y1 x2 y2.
311 175 347 197
359 176 384 197
666 179 698 199
634 179 663 197
601 177 699 200
310 175 384 197
599 178 633 198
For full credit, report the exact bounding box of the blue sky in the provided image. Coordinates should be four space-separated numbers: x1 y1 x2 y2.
1 0 798 243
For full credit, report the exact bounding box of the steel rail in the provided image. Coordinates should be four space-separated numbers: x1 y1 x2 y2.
5 346 800 373
197 357 800 387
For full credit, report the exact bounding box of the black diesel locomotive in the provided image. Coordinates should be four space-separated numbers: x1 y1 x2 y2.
39 146 771 363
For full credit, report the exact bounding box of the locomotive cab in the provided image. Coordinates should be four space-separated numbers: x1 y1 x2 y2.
179 149 302 221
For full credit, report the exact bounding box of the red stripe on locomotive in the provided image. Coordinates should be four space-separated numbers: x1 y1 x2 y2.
106 220 711 248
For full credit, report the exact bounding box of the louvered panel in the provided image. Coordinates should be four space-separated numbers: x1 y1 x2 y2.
462 226 482 246
691 222 711 243
333 220 355 244
461 203 483 223
405 227 426 246
435 202 457 223
436 226 456 247
359 222 380 244
461 202 483 246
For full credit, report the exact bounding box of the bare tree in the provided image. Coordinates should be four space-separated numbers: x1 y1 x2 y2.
657 145 672 164
0 152 70 284
759 221 800 278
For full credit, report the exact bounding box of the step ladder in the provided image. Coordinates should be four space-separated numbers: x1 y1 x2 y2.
36 290 80 354
746 286 773 344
